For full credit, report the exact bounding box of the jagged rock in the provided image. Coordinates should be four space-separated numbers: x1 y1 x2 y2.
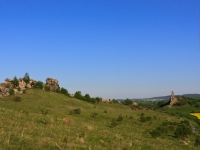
45 78 60 91
169 91 178 107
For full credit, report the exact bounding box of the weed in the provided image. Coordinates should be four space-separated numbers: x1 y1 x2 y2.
117 115 123 122
69 108 81 115
90 112 98 118
13 96 21 102
9 88 14 95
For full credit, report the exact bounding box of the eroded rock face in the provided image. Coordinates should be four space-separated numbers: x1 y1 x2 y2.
169 91 178 107
45 78 60 91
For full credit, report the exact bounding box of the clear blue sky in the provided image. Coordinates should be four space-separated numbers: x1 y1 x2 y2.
0 0 200 99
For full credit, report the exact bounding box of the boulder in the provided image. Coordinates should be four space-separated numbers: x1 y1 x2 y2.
133 102 138 106
45 78 60 91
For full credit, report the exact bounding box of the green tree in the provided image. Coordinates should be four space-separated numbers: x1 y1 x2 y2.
60 87 69 96
95 97 102 103
23 72 30 84
33 81 43 89
122 98 133 105
13 76 19 88
74 91 83 100
84 94 91 101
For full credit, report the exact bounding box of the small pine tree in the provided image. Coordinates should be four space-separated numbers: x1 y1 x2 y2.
12 76 19 88
23 72 30 84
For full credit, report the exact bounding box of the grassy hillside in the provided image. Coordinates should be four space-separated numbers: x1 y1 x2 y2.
0 89 200 150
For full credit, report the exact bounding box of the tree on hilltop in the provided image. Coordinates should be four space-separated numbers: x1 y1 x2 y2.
23 72 30 84
13 76 19 88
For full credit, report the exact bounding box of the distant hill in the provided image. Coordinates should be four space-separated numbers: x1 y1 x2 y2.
118 94 200 101
149 94 200 100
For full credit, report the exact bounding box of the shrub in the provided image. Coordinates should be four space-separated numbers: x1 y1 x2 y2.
150 129 162 138
40 110 48 115
109 119 117 128
117 115 123 122
14 96 21 102
174 123 192 139
194 136 200 147
73 108 81 114
9 88 14 95
140 116 151 122
33 81 43 89
129 116 133 119
44 86 50 91
69 108 81 115
90 112 98 118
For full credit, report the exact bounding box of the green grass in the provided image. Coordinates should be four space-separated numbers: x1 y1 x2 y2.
0 89 199 150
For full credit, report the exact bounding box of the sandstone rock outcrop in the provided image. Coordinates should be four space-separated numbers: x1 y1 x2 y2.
0 77 36 98
0 76 60 98
0 78 13 97
169 91 178 107
45 78 60 91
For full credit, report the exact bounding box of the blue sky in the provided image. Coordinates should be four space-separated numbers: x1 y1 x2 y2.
0 0 200 99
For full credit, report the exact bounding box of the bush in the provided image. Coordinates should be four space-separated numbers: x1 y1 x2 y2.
69 108 81 115
14 96 21 102
117 115 123 122
140 116 151 122
108 119 117 128
90 112 98 118
33 81 43 89
44 86 50 91
194 136 200 147
9 88 14 95
174 123 192 139
150 129 162 138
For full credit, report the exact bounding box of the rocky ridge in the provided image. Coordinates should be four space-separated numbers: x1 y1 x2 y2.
0 77 59 98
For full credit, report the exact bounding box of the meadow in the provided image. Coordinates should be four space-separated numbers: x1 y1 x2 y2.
0 89 200 150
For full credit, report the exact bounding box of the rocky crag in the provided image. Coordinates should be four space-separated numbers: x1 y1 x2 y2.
169 91 182 107
0 77 59 98
46 78 60 91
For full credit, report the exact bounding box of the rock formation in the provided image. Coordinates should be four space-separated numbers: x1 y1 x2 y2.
0 76 60 98
0 77 36 98
0 78 13 97
169 91 178 107
45 78 60 91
